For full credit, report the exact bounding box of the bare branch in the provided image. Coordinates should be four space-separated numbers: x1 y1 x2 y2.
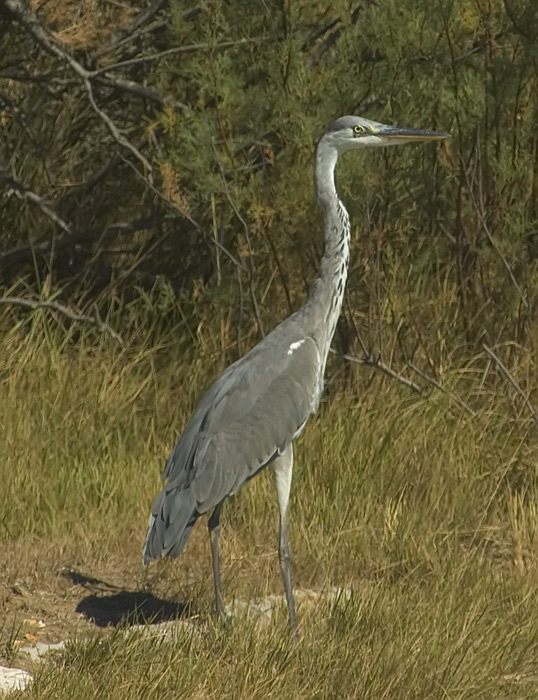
82 75 152 173
0 218 155 273
406 361 477 417
213 149 265 338
461 143 528 310
0 296 122 341
92 38 265 76
331 348 423 393
96 73 186 111
482 343 538 424
334 304 477 416
95 0 170 57
3 0 152 174
2 0 76 65
1 168 72 234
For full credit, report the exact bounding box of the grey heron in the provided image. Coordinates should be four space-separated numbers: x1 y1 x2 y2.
143 115 448 640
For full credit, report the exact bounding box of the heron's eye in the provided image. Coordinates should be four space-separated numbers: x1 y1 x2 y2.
353 124 366 135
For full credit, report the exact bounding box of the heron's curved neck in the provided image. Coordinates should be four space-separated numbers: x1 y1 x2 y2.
302 141 350 368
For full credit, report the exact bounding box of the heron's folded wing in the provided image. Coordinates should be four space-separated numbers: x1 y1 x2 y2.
163 333 319 513
190 335 319 511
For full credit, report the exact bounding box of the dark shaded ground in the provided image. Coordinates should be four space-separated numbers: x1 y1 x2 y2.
61 568 190 627
75 590 190 627
0 555 197 673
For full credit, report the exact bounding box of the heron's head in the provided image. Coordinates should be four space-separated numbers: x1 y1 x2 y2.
320 115 449 155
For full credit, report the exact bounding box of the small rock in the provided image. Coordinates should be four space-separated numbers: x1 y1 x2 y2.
0 666 32 693
18 640 66 662
225 586 353 621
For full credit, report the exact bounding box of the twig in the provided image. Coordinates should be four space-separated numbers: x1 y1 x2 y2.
95 5 203 58
95 19 167 58
82 75 152 172
112 0 169 38
406 361 477 417
4 0 151 174
61 135 150 208
95 0 171 57
331 348 423 394
461 143 528 310
213 151 265 338
482 343 538 424
0 296 122 341
332 310 477 416
0 218 154 272
1 168 72 234
264 228 293 315
121 155 247 273
305 5 362 67
92 38 264 76
96 73 185 111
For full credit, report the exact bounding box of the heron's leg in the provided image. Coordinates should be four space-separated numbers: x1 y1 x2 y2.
208 501 225 617
272 445 298 642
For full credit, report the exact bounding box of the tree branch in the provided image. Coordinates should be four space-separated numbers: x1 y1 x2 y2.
95 0 171 57
3 0 152 174
330 348 423 394
96 73 185 111
92 38 265 76
482 343 538 424
82 75 152 172
0 296 121 341
122 157 247 273
0 218 155 273
1 168 72 234
461 144 528 310
406 361 477 417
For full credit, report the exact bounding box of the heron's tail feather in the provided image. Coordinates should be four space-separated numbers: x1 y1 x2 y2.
143 485 198 564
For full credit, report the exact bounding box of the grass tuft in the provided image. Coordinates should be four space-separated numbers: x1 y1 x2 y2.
1 314 538 698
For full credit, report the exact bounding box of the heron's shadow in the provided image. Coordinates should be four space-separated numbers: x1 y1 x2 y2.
65 569 191 628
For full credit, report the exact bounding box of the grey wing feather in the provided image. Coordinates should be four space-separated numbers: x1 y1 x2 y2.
192 338 319 510
143 323 320 562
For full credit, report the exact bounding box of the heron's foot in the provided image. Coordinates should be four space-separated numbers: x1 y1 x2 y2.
290 624 300 644
210 604 233 634
214 597 225 618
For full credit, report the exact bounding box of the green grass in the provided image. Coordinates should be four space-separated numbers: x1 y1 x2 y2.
1 314 538 698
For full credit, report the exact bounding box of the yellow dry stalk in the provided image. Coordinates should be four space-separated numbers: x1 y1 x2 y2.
32 0 134 50
160 162 193 218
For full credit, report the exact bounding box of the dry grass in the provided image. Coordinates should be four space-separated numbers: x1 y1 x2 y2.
1 310 538 699
32 0 134 50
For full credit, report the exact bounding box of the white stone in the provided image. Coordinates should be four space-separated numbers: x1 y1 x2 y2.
17 640 66 663
0 666 33 694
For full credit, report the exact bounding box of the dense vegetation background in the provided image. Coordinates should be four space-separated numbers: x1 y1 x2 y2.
1 1 538 698
2 0 538 367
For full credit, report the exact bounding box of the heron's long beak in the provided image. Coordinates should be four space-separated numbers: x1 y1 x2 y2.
374 124 450 144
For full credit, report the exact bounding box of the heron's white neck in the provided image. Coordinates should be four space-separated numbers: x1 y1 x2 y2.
302 142 351 373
